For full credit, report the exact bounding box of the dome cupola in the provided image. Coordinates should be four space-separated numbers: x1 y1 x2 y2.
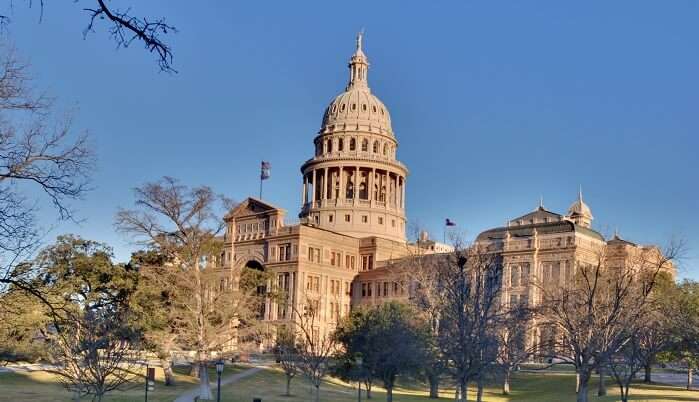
567 187 593 228
299 33 408 243
320 31 393 136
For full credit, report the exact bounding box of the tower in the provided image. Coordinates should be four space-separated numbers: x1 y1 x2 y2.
299 33 408 242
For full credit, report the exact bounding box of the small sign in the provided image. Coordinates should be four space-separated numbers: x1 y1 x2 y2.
147 368 156 381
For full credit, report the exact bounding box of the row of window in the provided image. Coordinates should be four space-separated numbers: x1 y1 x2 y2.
330 102 385 115
328 213 397 227
360 281 405 298
307 246 358 270
305 276 351 297
316 136 395 158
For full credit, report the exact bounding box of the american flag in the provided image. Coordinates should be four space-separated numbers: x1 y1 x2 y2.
260 161 271 180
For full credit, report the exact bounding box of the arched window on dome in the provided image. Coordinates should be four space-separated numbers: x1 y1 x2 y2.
361 139 368 152
350 138 356 151
372 141 378 153
338 138 344 151
327 139 333 153
383 143 388 156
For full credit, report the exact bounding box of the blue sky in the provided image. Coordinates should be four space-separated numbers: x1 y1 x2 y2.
8 1 698 277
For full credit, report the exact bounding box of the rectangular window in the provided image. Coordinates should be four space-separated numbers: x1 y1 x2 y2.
378 217 383 225
278 243 291 261
362 215 368 223
345 214 351 222
361 283 367 297
383 282 389 297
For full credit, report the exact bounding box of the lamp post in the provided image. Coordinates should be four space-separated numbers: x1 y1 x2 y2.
215 360 225 402
355 354 363 402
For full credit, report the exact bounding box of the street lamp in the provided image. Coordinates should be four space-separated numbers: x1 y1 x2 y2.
355 354 364 402
215 360 225 402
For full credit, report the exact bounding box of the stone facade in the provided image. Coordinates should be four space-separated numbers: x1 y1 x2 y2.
222 34 672 348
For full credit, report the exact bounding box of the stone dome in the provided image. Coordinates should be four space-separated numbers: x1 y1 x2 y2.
568 189 593 218
321 88 393 134
319 32 393 136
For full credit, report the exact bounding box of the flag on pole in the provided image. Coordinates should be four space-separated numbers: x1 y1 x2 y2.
260 161 271 180
445 218 456 227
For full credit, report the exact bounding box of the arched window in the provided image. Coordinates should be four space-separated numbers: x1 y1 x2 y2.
383 143 388 155
327 139 333 153
361 139 368 152
349 138 356 151
338 138 344 151
372 141 378 153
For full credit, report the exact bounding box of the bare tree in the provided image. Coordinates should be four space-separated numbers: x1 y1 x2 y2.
0 1 176 72
0 46 92 294
427 242 503 402
291 292 337 402
45 309 140 402
273 325 300 396
495 303 535 395
116 177 263 400
537 242 680 402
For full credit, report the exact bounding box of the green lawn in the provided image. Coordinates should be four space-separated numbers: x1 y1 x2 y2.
219 367 699 402
0 364 245 402
0 364 697 402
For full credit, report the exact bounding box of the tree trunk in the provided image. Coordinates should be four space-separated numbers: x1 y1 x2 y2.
285 375 292 396
688 367 693 391
198 362 213 400
503 369 511 395
644 363 652 383
597 367 607 396
313 384 320 402
386 385 393 402
161 356 175 386
190 361 200 378
476 376 484 402
576 373 589 402
365 380 372 399
428 374 439 398
575 372 580 393
456 379 468 402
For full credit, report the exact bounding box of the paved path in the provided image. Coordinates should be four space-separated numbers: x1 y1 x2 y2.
173 366 264 402
649 371 698 388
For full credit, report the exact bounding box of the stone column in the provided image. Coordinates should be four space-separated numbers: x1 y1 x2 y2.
311 169 317 208
354 166 359 206
322 168 328 203
302 174 307 205
369 168 375 206
401 176 406 209
339 166 345 203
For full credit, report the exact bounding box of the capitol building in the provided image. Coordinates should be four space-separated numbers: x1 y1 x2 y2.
222 35 671 343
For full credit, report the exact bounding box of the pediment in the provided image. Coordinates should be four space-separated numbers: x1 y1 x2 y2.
225 197 285 220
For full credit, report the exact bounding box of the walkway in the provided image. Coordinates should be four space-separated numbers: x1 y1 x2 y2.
173 366 264 402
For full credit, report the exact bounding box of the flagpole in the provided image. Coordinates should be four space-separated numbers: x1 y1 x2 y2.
259 178 263 200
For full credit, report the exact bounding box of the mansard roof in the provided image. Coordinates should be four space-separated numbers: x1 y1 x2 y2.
508 206 563 226
477 219 605 242
224 197 286 221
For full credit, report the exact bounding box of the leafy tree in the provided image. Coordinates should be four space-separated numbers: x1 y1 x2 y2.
335 302 429 402
26 235 140 402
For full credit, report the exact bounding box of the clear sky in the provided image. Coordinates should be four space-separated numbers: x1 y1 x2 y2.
8 1 698 277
